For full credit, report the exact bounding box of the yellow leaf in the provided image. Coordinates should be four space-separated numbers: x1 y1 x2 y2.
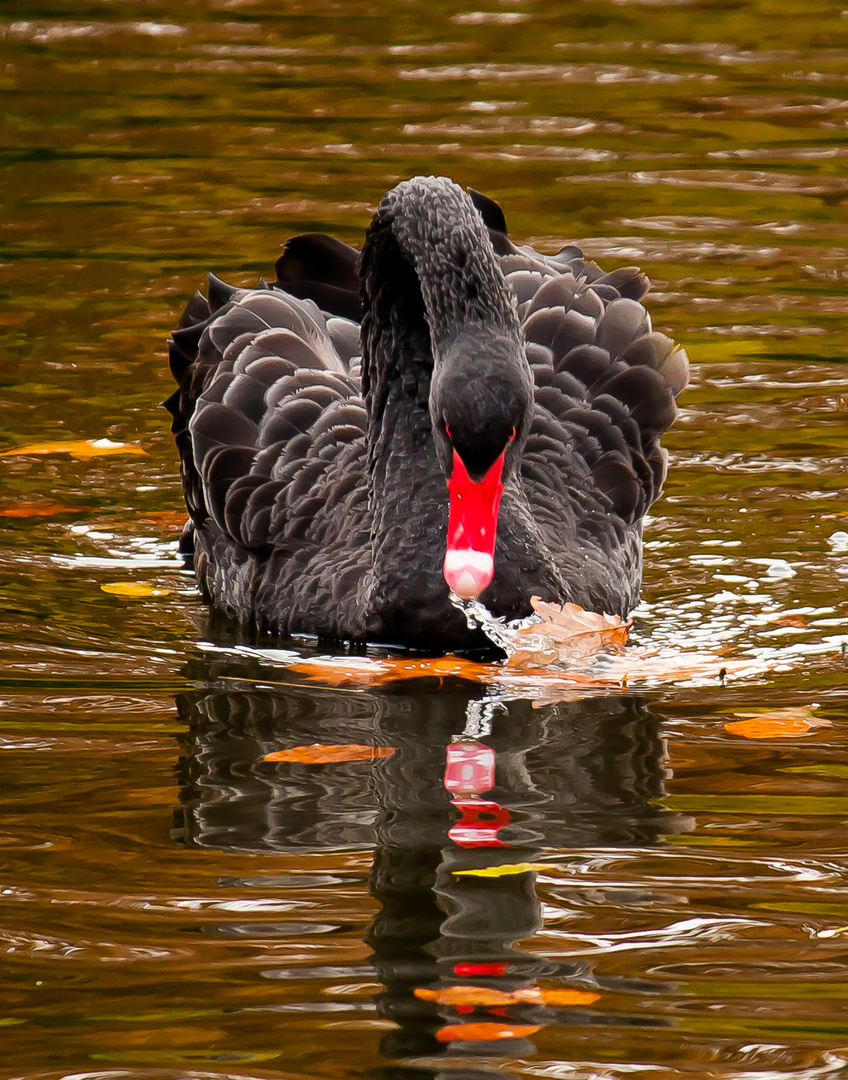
100 582 172 599
0 438 146 460
453 862 544 878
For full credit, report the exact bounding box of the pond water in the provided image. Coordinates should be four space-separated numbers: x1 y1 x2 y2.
2 1 848 1077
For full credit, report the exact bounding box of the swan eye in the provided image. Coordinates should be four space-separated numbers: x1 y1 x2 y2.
445 422 452 440
508 426 516 441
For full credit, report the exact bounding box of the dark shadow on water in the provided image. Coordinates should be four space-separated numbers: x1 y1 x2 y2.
173 651 691 1076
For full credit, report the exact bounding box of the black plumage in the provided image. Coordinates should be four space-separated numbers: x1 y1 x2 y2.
165 176 688 649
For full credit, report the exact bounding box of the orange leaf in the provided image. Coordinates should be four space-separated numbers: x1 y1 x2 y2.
0 438 146 460
435 1022 541 1043
536 988 600 1006
725 717 814 739
415 985 600 1009
415 986 519 1007
725 707 830 740
290 656 496 687
263 743 396 764
0 502 80 518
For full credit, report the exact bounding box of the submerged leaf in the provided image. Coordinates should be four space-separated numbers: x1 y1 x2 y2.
0 438 146 460
263 743 396 764
782 764 848 779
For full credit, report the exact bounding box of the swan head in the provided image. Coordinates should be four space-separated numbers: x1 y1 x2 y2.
431 329 532 599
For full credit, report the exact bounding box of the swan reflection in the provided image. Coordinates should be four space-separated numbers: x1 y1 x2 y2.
173 655 689 1072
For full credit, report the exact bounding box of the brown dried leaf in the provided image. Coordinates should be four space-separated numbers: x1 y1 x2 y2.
506 598 630 666
505 646 560 672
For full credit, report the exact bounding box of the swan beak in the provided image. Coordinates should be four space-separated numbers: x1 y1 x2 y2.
444 449 505 599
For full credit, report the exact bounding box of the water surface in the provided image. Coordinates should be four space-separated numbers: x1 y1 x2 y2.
2 1 848 1077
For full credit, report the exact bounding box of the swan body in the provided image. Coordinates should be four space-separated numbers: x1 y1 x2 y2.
165 177 688 649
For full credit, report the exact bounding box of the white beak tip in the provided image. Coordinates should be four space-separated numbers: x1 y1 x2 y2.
444 549 494 599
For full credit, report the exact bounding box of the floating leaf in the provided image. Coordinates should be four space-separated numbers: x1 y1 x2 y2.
761 611 809 628
505 646 560 670
291 655 490 687
263 743 396 764
453 862 543 878
0 502 80 518
507 598 631 669
537 988 600 1006
0 438 146 460
725 706 830 740
279 602 778 693
100 582 173 599
435 1022 541 1043
136 510 190 528
415 985 599 1008
415 986 519 1007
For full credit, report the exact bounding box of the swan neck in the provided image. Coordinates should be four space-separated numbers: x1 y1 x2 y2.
381 176 521 353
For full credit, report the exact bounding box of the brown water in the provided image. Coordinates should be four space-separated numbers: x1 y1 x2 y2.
2 1 848 1077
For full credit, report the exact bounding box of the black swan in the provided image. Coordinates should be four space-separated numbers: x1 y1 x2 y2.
165 176 688 650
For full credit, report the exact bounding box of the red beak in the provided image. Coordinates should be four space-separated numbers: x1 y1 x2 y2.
443 449 505 599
